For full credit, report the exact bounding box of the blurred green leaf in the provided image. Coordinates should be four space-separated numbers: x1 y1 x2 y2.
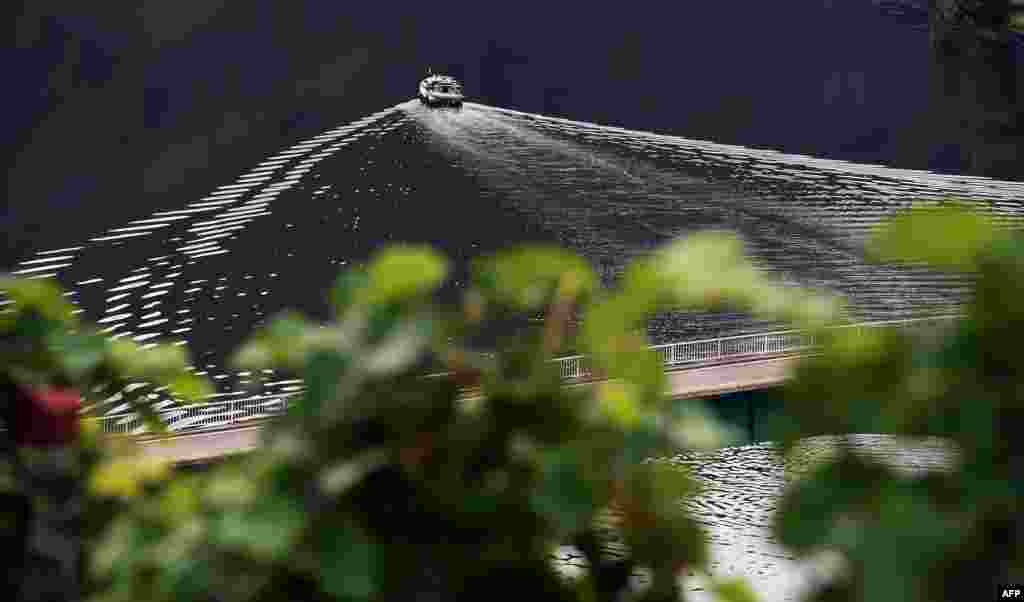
366 301 402 343
330 267 370 315
161 554 210 602
775 452 889 553
460 489 504 517
664 399 739 451
582 295 648 345
595 381 643 429
602 345 665 405
300 349 349 419
106 338 144 374
106 340 192 385
363 245 449 305
829 327 888 365
89 456 171 500
973 234 1024 333
712 577 760 602
0 315 15 338
46 330 106 382
473 245 597 310
580 295 667 404
625 461 701 512
167 373 213 404
620 256 670 305
748 283 793 321
780 289 846 332
621 416 667 465
624 501 706 573
364 318 432 376
136 403 170 435
0 276 78 325
654 231 750 309
159 480 201 522
487 385 584 446
236 311 319 370
621 462 707 572
316 524 378 599
212 492 304 562
269 310 311 339
90 516 139 578
320 450 390 496
203 468 258 507
231 338 274 371
856 484 953 602
531 447 598 537
866 202 997 271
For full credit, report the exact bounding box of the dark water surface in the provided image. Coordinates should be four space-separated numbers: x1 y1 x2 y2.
11 100 1024 400
7 101 1006 599
554 435 959 601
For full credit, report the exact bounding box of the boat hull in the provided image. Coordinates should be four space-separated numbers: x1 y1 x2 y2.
418 75 464 107
421 95 463 107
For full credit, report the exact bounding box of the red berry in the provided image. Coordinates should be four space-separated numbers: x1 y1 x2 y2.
12 386 81 447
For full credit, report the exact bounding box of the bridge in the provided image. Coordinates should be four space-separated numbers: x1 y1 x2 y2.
112 315 957 465
124 316 957 464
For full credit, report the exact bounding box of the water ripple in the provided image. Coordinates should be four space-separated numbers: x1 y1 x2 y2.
9 101 1022 410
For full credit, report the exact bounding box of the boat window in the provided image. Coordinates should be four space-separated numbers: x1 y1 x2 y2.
425 81 461 94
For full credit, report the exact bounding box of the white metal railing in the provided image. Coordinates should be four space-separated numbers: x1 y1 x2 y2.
86 315 960 436
93 395 290 436
553 314 960 381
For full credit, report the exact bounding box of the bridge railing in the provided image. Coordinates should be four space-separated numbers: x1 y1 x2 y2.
554 314 959 380
93 395 290 436
88 314 960 435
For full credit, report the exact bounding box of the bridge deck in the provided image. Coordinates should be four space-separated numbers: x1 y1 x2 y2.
137 355 798 465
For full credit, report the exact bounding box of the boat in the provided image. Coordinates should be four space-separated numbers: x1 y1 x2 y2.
418 72 464 107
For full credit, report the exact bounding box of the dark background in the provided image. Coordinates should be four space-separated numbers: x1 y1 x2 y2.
7 1 1021 269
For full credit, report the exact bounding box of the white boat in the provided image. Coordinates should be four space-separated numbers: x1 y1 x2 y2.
418 72 464 107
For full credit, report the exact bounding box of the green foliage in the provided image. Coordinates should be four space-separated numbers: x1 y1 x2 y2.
1 274 215 602
775 202 1024 601
711 578 761 602
6 201 1023 602
1007 2 1024 32
1 278 211 404
865 200 998 271
363 244 449 306
472 245 597 311
531 446 600 537
315 523 378 600
0 276 78 326
70 231 828 602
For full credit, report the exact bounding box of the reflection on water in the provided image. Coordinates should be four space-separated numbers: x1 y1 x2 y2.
9 100 1024 401
554 435 959 601
412 102 1023 343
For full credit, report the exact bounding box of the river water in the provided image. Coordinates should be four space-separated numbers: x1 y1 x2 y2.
12 101 1024 402
6 100 1008 599
554 434 959 600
